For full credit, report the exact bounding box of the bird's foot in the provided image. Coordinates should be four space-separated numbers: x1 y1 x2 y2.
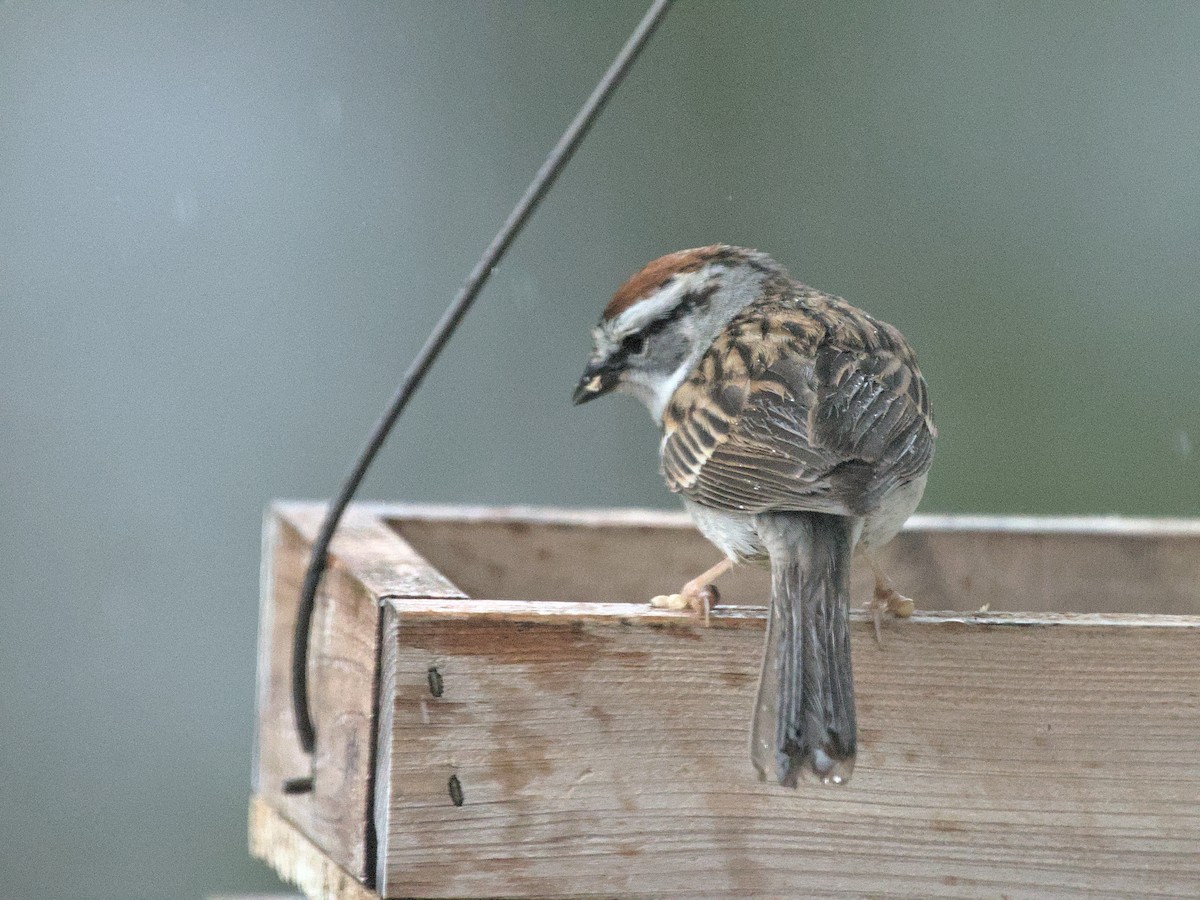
866 585 914 647
650 559 732 627
650 583 720 626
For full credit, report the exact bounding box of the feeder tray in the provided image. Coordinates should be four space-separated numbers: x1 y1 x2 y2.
250 501 1200 898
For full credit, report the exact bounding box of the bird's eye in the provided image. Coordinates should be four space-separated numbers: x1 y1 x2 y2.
622 333 648 356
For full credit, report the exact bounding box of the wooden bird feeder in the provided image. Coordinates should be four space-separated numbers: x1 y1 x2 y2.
251 501 1200 898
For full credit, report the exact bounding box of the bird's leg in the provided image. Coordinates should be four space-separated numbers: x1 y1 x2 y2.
863 550 915 647
650 558 732 626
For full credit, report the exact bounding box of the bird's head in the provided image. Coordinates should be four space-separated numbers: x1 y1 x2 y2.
573 244 784 419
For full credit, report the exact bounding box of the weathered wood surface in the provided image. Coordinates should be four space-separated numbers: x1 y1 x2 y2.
248 795 376 900
386 504 1200 616
255 503 1200 898
253 504 465 882
377 598 1200 898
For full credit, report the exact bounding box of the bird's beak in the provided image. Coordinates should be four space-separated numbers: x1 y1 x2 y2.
572 361 619 405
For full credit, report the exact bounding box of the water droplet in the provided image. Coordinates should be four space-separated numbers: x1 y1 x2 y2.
1177 430 1193 458
172 187 199 226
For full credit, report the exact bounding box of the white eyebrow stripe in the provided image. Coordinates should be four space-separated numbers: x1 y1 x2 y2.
609 267 715 336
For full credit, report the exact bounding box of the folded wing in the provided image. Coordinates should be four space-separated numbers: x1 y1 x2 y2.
660 291 935 517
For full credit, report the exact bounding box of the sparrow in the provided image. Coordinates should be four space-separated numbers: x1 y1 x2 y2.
573 245 935 785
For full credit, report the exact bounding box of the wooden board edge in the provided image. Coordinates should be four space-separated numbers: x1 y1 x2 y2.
372 604 399 896
249 795 379 900
376 502 695 530
287 500 1200 538
270 502 466 600
910 512 1200 536
381 597 1200 630
251 508 279 796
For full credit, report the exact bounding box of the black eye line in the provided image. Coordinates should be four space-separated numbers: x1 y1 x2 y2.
613 318 663 366
608 283 718 367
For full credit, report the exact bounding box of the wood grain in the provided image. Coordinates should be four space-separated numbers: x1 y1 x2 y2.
386 504 1200 616
248 795 377 900
254 503 1200 897
377 597 1200 898
253 512 381 881
278 502 466 602
253 505 468 882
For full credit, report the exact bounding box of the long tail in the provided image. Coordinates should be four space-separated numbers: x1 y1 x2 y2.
751 511 856 786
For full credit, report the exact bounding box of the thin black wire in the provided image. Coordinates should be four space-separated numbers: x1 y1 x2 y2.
289 0 674 767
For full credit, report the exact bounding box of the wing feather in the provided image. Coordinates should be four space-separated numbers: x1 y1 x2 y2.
660 289 935 517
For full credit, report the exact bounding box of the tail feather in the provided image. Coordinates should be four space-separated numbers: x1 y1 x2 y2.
751 511 856 786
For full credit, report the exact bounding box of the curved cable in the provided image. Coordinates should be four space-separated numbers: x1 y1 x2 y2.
288 0 674 773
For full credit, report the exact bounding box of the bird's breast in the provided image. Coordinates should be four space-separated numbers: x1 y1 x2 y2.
682 499 768 563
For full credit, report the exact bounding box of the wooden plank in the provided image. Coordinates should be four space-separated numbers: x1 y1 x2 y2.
253 505 469 880
371 603 399 893
252 512 381 880
385 505 1200 615
248 795 378 900
388 509 772 609
255 503 1200 896
376 597 1200 898
276 501 466 601
880 515 1200 617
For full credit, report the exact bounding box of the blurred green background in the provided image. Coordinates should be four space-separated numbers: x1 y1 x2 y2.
2 1 1197 897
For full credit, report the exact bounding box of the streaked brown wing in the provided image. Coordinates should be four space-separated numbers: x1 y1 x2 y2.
660 293 935 516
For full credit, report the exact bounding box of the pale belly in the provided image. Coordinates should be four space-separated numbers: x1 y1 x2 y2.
682 472 927 562
859 473 928 550
682 499 766 563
